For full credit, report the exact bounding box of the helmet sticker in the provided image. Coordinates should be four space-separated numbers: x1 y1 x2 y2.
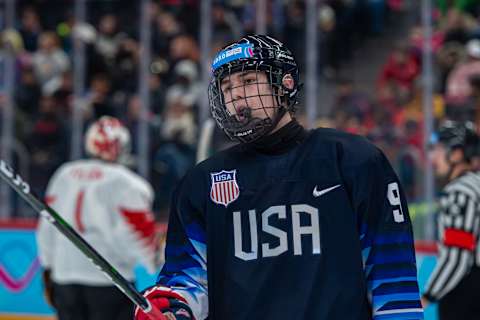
212 43 254 71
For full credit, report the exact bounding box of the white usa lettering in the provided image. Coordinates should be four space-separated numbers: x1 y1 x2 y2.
233 204 321 261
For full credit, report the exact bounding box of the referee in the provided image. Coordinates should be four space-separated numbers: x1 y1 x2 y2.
423 120 480 320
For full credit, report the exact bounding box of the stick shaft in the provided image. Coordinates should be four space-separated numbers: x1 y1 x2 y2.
0 160 165 320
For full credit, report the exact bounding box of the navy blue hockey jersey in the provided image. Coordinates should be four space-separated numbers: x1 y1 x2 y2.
157 128 423 320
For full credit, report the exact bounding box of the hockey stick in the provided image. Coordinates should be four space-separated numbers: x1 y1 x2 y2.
0 159 167 320
196 118 215 164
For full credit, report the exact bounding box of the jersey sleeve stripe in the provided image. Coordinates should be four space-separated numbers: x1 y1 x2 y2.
190 239 207 265
425 247 459 298
373 308 423 320
464 196 477 231
375 314 423 320
372 293 422 310
446 177 479 198
456 175 480 198
366 248 415 265
377 300 422 310
185 222 207 243
362 247 371 266
368 263 418 280
361 231 413 249
183 267 208 287
368 276 419 291
434 250 471 299
372 281 420 295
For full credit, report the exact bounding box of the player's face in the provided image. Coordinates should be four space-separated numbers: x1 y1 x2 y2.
220 71 277 122
430 144 450 177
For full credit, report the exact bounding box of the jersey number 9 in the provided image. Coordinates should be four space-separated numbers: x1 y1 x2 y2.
387 182 405 223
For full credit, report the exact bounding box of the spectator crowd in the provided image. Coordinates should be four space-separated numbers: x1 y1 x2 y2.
328 0 480 200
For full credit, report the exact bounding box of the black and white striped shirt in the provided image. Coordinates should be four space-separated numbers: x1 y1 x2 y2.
424 171 480 301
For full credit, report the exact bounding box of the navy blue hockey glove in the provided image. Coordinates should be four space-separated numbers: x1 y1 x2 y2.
134 285 194 320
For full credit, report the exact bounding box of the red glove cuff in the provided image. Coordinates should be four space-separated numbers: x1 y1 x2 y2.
144 286 188 308
135 286 192 320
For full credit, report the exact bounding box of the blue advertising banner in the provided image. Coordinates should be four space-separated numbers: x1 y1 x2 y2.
417 253 439 320
0 220 157 319
0 223 52 317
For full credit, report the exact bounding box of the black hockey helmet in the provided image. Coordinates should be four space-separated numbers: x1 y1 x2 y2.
432 120 479 161
208 34 300 143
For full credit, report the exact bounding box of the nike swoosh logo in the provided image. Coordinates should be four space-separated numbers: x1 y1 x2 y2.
313 184 341 197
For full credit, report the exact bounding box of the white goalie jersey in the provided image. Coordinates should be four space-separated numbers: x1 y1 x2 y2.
36 159 156 285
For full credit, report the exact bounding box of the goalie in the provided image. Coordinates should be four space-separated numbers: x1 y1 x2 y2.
36 116 157 320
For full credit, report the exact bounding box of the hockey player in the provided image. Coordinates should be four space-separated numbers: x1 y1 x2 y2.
423 121 480 319
36 116 157 320
135 34 423 320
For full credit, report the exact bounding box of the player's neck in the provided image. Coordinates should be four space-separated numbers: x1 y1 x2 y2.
449 162 472 181
246 119 308 155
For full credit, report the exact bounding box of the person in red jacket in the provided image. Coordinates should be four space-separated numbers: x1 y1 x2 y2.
378 42 420 95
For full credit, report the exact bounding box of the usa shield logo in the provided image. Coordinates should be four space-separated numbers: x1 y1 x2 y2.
210 170 240 207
